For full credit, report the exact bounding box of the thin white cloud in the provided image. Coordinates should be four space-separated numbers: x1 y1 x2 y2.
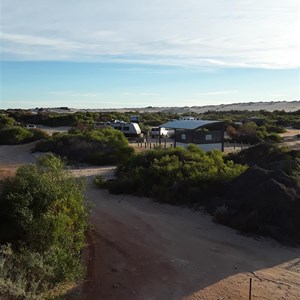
1 32 82 50
1 0 299 69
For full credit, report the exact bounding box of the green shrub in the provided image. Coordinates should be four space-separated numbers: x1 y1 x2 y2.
226 143 300 175
0 154 88 298
31 128 50 140
0 126 49 145
108 177 137 194
218 167 300 244
0 127 33 145
34 127 134 165
109 145 247 203
0 114 15 129
94 175 107 188
0 244 54 300
266 132 283 143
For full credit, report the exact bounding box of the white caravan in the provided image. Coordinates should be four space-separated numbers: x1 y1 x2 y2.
94 120 142 137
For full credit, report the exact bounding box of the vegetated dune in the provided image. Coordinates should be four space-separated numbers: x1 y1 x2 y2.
0 140 299 300
35 100 300 114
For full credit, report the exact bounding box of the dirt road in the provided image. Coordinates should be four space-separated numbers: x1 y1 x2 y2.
75 183 300 300
0 143 299 300
280 129 300 150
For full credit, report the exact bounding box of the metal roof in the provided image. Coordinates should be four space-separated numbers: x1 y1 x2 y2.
161 119 223 130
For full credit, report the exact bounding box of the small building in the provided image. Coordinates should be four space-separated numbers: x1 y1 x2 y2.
161 119 225 151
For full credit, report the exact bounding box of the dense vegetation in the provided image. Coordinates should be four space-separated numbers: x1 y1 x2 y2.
212 143 300 244
100 145 247 204
227 143 300 175
0 114 49 145
201 109 300 129
3 109 298 145
226 122 283 144
34 127 134 165
0 155 88 299
4 108 299 128
0 126 49 145
97 143 300 245
4 109 179 128
213 166 300 245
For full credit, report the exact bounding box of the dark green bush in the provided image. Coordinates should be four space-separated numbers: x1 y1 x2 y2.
266 132 283 143
226 143 300 175
108 177 137 194
34 127 134 165
217 167 300 244
0 126 49 145
108 145 246 203
0 127 33 145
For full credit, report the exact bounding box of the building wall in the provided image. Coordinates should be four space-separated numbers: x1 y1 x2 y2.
176 142 223 152
175 129 223 144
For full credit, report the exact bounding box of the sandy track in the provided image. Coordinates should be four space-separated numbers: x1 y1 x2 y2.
280 129 300 150
36 125 71 136
0 141 38 166
76 185 300 300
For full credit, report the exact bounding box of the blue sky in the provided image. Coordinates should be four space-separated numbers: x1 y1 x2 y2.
0 0 299 109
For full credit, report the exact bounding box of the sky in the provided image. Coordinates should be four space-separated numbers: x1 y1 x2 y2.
0 0 299 109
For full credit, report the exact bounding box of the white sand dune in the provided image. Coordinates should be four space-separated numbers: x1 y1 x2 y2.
37 100 299 114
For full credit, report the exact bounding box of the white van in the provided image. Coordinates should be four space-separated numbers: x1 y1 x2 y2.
151 127 169 138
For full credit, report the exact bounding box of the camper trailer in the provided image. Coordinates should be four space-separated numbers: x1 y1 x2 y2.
94 120 142 137
130 115 140 123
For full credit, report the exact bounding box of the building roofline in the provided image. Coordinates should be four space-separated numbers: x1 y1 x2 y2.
161 119 224 130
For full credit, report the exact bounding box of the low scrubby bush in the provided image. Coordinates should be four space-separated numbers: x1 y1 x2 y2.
107 145 247 204
216 167 300 244
0 154 88 298
0 127 49 145
226 143 300 175
0 114 15 129
34 127 134 165
0 127 33 145
94 175 107 188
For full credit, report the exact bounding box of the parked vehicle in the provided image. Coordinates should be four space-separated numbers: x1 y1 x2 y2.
25 124 36 128
151 127 169 138
94 120 142 137
130 115 140 123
